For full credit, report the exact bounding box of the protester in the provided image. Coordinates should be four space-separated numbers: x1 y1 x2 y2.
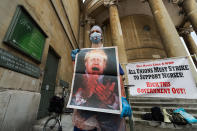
71 25 132 131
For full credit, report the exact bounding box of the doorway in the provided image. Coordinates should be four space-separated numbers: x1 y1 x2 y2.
37 48 60 119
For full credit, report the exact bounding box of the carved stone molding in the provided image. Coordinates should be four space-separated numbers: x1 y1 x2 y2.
178 26 193 36
85 17 95 25
170 0 184 4
140 0 184 4
86 0 104 15
168 0 186 16
80 17 95 27
104 0 117 6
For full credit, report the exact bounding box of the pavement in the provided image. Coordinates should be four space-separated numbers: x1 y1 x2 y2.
32 114 73 131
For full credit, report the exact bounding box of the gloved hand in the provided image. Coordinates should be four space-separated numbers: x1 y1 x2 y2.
121 97 132 118
71 49 80 61
119 64 124 75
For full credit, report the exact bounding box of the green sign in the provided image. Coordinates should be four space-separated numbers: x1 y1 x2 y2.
4 6 46 63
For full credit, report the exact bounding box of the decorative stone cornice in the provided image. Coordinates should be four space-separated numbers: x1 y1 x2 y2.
178 26 193 36
80 17 95 27
85 17 95 25
104 0 117 6
170 0 184 4
84 0 92 5
168 0 186 16
140 0 185 4
86 0 104 15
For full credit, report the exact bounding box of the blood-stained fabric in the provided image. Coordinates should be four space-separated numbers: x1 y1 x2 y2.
72 74 126 131
72 105 126 131
72 109 126 131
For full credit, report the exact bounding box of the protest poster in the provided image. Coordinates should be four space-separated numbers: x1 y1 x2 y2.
67 47 122 114
126 57 197 99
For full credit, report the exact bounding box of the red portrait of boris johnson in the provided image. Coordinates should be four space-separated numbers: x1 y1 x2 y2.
67 47 121 114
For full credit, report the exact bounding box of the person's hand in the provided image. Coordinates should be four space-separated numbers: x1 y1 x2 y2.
94 82 115 105
121 97 132 118
71 49 80 61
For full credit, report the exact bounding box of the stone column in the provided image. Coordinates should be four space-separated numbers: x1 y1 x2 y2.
148 0 187 57
147 0 197 83
179 27 197 56
84 17 95 48
78 14 85 49
182 0 197 34
104 0 128 64
179 27 197 66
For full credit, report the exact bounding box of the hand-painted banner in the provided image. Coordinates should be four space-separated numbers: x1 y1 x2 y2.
126 57 197 99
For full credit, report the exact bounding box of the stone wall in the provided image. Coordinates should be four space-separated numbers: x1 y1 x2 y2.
104 14 167 62
0 90 40 131
0 0 80 130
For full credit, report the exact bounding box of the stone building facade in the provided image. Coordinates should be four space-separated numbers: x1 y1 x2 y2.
1 0 197 131
0 0 81 130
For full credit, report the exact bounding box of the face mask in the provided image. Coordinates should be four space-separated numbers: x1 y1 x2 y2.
90 32 101 44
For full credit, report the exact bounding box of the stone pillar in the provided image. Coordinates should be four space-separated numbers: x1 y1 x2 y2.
78 14 85 49
147 0 197 83
182 0 197 34
104 0 128 64
179 27 197 56
148 0 187 57
179 27 197 66
104 0 128 86
84 17 95 48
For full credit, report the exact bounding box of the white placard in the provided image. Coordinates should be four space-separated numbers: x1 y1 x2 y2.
67 47 122 114
126 57 197 99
